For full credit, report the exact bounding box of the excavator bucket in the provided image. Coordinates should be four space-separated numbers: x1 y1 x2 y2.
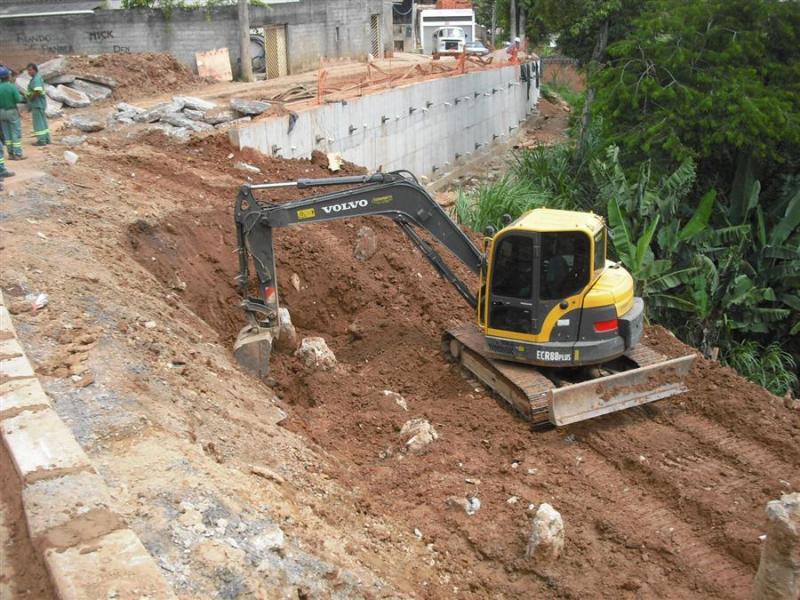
233 326 273 379
444 323 696 427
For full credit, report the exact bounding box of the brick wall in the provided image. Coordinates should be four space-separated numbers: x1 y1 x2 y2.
435 0 473 9
0 0 394 75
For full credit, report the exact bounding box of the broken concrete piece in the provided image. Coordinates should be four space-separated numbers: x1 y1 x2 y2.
48 74 76 85
327 152 343 172
39 57 68 81
63 151 79 166
273 307 298 353
159 112 198 129
144 123 191 142
45 97 63 119
134 99 185 123
47 84 90 108
203 108 238 125
526 503 564 563
230 98 271 116
753 493 800 600
60 135 87 147
67 113 105 133
400 418 438 451
294 337 336 370
173 95 216 112
215 116 252 131
68 78 112 101
354 226 378 261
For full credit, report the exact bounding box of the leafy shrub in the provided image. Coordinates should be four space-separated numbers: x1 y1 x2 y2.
722 340 798 397
453 176 548 232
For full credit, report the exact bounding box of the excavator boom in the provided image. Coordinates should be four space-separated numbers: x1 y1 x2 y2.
234 171 695 427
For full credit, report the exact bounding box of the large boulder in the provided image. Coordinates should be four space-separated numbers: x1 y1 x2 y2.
273 307 298 353
230 98 271 116
173 95 216 112
38 57 68 82
14 72 30 97
526 503 565 563
400 418 438 451
73 72 117 88
45 97 64 119
68 78 113 102
753 493 800 600
47 84 90 108
67 113 105 133
294 337 336 370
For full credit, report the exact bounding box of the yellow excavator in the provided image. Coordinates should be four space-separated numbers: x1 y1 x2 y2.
234 171 695 426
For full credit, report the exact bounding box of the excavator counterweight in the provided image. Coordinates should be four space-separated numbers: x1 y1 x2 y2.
234 171 695 427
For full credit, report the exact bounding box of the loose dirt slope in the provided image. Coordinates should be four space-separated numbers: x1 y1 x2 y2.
118 133 799 597
2 115 798 598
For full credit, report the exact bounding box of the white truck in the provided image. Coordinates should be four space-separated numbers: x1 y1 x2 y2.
432 26 466 59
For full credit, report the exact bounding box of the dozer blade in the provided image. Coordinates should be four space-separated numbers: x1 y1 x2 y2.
443 323 696 427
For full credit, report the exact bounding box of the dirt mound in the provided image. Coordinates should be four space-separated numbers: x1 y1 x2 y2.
66 53 207 102
98 131 800 598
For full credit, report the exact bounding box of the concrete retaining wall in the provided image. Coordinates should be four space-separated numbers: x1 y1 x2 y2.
0 292 175 599
230 64 539 177
0 0 393 75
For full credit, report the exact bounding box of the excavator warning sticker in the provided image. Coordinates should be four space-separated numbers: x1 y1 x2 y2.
373 195 393 205
297 208 316 220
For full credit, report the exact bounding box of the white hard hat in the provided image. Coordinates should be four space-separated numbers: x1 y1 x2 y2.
514 37 521 42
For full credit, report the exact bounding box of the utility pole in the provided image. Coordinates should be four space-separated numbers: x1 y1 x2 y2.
490 0 496 47
238 0 254 82
509 0 517 41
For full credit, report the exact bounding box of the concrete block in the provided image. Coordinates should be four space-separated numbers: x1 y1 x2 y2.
0 306 16 337
0 336 24 359
45 528 176 600
0 377 51 419
1 409 91 482
0 354 34 379
23 471 121 550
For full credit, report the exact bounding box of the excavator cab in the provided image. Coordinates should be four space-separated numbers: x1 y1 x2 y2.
478 208 643 367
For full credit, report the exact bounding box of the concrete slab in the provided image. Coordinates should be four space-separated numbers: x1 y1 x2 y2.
0 377 51 419
0 354 35 379
23 471 121 550
0 337 24 358
1 409 91 482
44 528 176 600
0 306 15 337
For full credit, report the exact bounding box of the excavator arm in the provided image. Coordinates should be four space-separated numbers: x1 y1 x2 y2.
234 170 482 335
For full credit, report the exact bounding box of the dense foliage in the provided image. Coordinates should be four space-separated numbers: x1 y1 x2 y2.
457 0 800 395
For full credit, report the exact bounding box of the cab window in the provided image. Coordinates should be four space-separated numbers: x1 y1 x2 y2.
491 235 533 299
594 229 606 271
540 232 590 300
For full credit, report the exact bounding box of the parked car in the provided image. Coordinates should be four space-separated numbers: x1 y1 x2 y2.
465 41 490 56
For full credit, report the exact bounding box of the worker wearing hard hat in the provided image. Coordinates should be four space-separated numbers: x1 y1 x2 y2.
26 63 50 146
0 66 24 161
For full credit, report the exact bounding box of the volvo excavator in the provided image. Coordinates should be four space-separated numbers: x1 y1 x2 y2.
234 171 695 426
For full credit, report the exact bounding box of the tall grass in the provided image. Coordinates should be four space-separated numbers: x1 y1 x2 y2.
722 340 798 397
453 176 549 232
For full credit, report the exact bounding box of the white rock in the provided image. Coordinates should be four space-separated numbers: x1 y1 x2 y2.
383 390 408 411
753 493 800 600
235 161 261 174
273 307 298 353
63 151 79 166
183 108 205 121
134 99 185 123
294 337 336 370
173 95 216 112
203 108 238 125
14 72 31 96
354 226 378 261
250 524 285 552
67 113 105 133
446 495 480 515
290 273 301 292
48 74 76 85
230 98 271 116
400 418 438 451
39 57 68 81
45 96 63 118
47 84 90 108
526 503 564 563
61 135 87 147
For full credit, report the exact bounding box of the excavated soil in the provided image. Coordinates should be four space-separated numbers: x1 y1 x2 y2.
66 53 208 102
114 129 800 598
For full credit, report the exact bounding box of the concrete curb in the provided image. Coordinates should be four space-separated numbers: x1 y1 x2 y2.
0 291 175 600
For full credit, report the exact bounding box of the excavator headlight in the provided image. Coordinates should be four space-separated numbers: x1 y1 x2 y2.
593 318 618 333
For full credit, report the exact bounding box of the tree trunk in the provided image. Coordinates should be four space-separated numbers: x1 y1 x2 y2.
575 18 609 166
509 0 517 41
519 6 527 49
238 0 254 82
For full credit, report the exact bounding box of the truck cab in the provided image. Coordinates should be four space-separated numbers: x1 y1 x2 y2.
432 27 466 58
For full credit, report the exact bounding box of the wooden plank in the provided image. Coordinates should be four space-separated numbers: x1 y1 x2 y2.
196 48 233 81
